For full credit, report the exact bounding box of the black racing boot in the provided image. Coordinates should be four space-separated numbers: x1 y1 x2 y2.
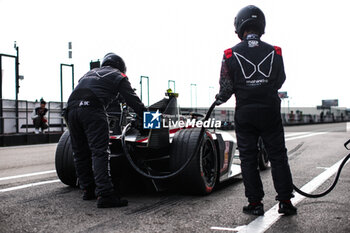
278 200 297 216
82 188 96 200
97 195 128 208
243 202 264 216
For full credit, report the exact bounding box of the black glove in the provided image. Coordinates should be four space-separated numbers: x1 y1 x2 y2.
130 117 142 129
131 116 149 135
134 116 143 130
214 94 225 106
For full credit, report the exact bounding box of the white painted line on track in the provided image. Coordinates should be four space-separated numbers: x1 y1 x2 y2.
0 143 57 150
284 132 310 138
211 147 349 232
285 132 327 141
231 131 328 143
211 226 244 232
0 179 60 193
316 167 329 170
0 170 56 181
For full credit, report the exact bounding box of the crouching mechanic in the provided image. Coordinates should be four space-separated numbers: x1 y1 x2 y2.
215 5 297 216
66 53 146 208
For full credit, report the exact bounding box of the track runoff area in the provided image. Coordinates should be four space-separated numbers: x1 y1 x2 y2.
0 122 349 232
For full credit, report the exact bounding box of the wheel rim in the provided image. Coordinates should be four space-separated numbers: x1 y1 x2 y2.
262 149 268 164
200 138 217 187
258 138 269 166
260 143 268 165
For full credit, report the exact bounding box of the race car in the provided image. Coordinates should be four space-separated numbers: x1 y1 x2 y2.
55 90 269 195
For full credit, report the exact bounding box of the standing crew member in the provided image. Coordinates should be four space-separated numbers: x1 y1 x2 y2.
215 5 297 216
66 53 146 208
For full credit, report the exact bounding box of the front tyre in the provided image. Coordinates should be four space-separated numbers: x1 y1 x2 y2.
55 130 77 187
170 128 218 195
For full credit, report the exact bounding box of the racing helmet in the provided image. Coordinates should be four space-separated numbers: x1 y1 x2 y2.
101 53 127 73
234 5 266 40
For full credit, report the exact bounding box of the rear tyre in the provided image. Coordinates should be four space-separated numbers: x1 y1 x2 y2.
169 128 218 195
258 137 269 170
55 130 77 187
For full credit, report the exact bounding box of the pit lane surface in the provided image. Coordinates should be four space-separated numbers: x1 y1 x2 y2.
0 123 349 233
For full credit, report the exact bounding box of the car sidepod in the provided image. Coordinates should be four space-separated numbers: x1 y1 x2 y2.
212 131 241 183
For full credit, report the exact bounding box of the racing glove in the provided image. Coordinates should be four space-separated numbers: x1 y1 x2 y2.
214 94 225 106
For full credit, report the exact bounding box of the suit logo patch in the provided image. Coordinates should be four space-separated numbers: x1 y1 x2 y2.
234 51 275 79
248 40 259 48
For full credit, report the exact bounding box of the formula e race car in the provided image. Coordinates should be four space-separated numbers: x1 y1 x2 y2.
55 91 269 195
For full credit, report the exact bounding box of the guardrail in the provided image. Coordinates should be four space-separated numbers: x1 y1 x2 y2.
0 99 66 134
1 98 349 135
181 106 350 129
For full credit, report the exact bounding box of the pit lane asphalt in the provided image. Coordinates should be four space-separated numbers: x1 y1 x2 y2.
0 122 349 233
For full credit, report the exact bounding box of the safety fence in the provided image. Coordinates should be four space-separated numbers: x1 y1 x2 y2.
0 99 66 134
180 106 350 129
1 99 349 135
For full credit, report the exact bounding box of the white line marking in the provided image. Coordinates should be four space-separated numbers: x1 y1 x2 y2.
234 154 350 233
0 179 60 193
233 131 325 160
285 132 327 141
233 132 327 144
0 143 57 150
0 170 56 181
211 226 245 232
211 153 349 232
284 132 309 137
316 167 329 170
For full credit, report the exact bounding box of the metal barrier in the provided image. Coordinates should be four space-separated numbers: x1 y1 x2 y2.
0 99 66 135
1 98 349 135
0 101 28 134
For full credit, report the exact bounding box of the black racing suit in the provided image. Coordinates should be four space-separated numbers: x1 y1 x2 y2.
33 107 48 130
217 34 294 202
67 66 146 197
